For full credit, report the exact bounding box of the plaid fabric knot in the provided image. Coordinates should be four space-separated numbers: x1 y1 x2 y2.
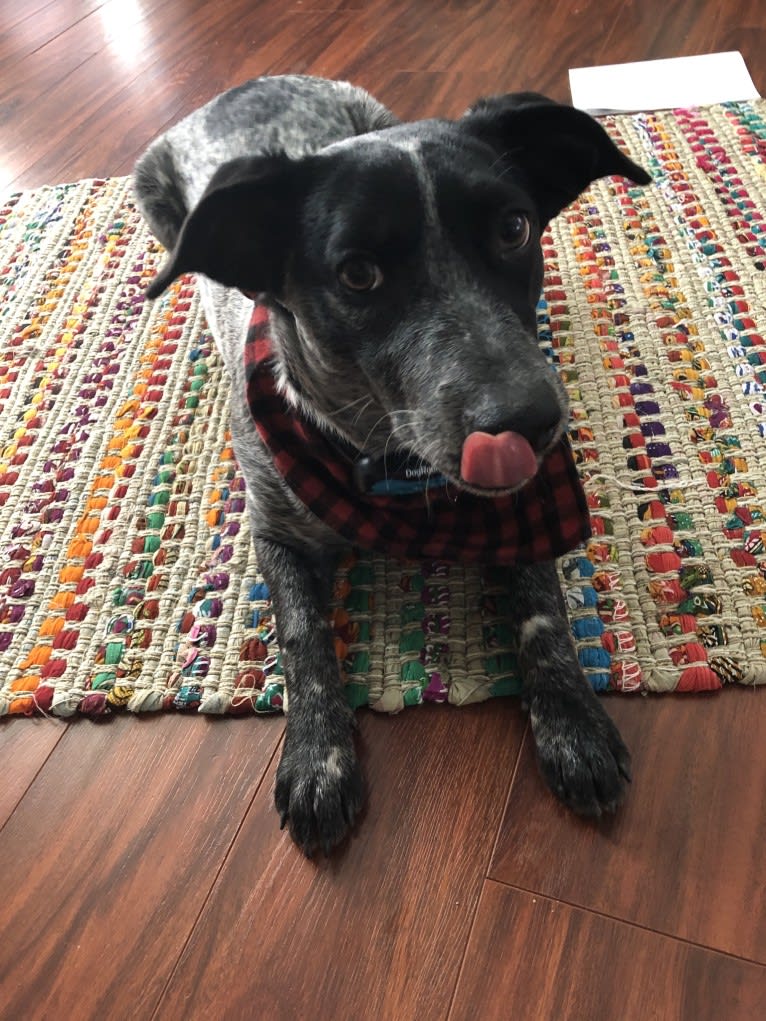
244 305 591 563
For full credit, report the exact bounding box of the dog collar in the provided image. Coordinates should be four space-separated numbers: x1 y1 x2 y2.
352 450 447 496
243 305 592 564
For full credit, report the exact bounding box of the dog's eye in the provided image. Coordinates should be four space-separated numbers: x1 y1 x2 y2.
495 211 531 254
338 257 384 292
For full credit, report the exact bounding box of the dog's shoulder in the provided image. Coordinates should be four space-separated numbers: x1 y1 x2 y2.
194 75 397 150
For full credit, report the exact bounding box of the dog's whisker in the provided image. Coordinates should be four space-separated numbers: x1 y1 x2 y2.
488 149 511 173
382 417 423 452
349 398 374 428
326 393 372 418
358 408 420 451
359 411 395 451
382 430 396 483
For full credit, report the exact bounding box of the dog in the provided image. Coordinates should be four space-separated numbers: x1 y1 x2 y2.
134 75 651 856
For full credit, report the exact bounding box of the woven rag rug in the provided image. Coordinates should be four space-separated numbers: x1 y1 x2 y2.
2 101 766 718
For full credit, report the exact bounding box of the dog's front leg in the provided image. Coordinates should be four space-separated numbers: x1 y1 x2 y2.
508 561 631 816
255 536 363 856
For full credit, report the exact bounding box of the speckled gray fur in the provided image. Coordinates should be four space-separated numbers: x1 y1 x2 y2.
134 75 647 856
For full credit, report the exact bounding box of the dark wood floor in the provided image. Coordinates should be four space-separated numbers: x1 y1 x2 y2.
1 2 766 1018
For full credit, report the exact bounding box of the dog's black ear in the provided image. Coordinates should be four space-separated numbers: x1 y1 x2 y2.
460 93 651 225
145 153 303 299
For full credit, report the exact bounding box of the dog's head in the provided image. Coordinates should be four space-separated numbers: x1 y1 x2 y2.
147 93 650 494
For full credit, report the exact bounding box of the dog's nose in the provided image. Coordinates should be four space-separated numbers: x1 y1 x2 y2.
465 384 562 451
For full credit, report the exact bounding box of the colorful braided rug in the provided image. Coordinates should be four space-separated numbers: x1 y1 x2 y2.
2 102 766 718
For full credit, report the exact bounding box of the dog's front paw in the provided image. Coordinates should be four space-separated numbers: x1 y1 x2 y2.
530 688 631 817
275 729 364 857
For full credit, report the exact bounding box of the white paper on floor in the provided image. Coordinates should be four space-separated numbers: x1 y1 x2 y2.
569 51 760 114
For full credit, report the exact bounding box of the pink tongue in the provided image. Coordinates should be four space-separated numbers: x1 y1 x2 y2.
460 431 539 489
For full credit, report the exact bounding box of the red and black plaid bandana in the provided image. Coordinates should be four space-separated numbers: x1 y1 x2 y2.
244 305 591 564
